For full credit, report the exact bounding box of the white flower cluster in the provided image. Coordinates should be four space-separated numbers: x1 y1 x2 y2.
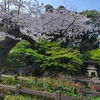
0 0 98 41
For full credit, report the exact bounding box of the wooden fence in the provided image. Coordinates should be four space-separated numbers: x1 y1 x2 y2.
0 84 100 100
0 84 87 100
0 75 100 100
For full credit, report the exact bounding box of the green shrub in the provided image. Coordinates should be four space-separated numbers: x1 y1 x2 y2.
0 77 84 98
91 98 100 100
4 95 27 100
3 40 83 76
4 95 53 100
83 49 100 64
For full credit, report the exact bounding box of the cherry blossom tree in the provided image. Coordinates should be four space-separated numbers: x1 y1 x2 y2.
0 0 99 73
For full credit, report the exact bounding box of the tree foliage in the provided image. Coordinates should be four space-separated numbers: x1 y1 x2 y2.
0 0 96 42
0 0 97 70
2 41 31 73
45 4 54 12
90 49 100 63
78 10 100 51
35 39 83 75
57 5 66 10
86 49 100 64
3 39 83 75
0 0 99 75
80 10 99 21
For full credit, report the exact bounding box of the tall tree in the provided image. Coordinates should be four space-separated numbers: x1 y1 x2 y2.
79 10 100 51
45 4 54 12
80 10 99 22
0 0 98 72
57 5 66 10
4 39 83 76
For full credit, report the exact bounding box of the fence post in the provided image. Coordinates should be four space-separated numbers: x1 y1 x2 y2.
78 88 84 97
14 74 18 80
55 91 61 100
15 84 21 96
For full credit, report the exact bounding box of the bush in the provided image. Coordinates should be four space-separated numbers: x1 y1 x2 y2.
4 95 53 100
0 77 79 97
2 40 84 76
91 98 100 100
4 95 27 100
83 49 100 64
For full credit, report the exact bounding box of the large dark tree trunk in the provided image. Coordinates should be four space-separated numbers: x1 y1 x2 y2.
0 37 19 75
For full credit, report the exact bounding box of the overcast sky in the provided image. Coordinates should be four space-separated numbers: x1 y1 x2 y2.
40 0 100 12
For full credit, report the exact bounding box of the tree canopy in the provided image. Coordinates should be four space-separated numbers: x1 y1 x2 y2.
45 4 54 12
3 39 83 76
0 0 96 41
0 0 99 72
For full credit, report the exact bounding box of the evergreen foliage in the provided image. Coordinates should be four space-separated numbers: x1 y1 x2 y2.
3 39 83 75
